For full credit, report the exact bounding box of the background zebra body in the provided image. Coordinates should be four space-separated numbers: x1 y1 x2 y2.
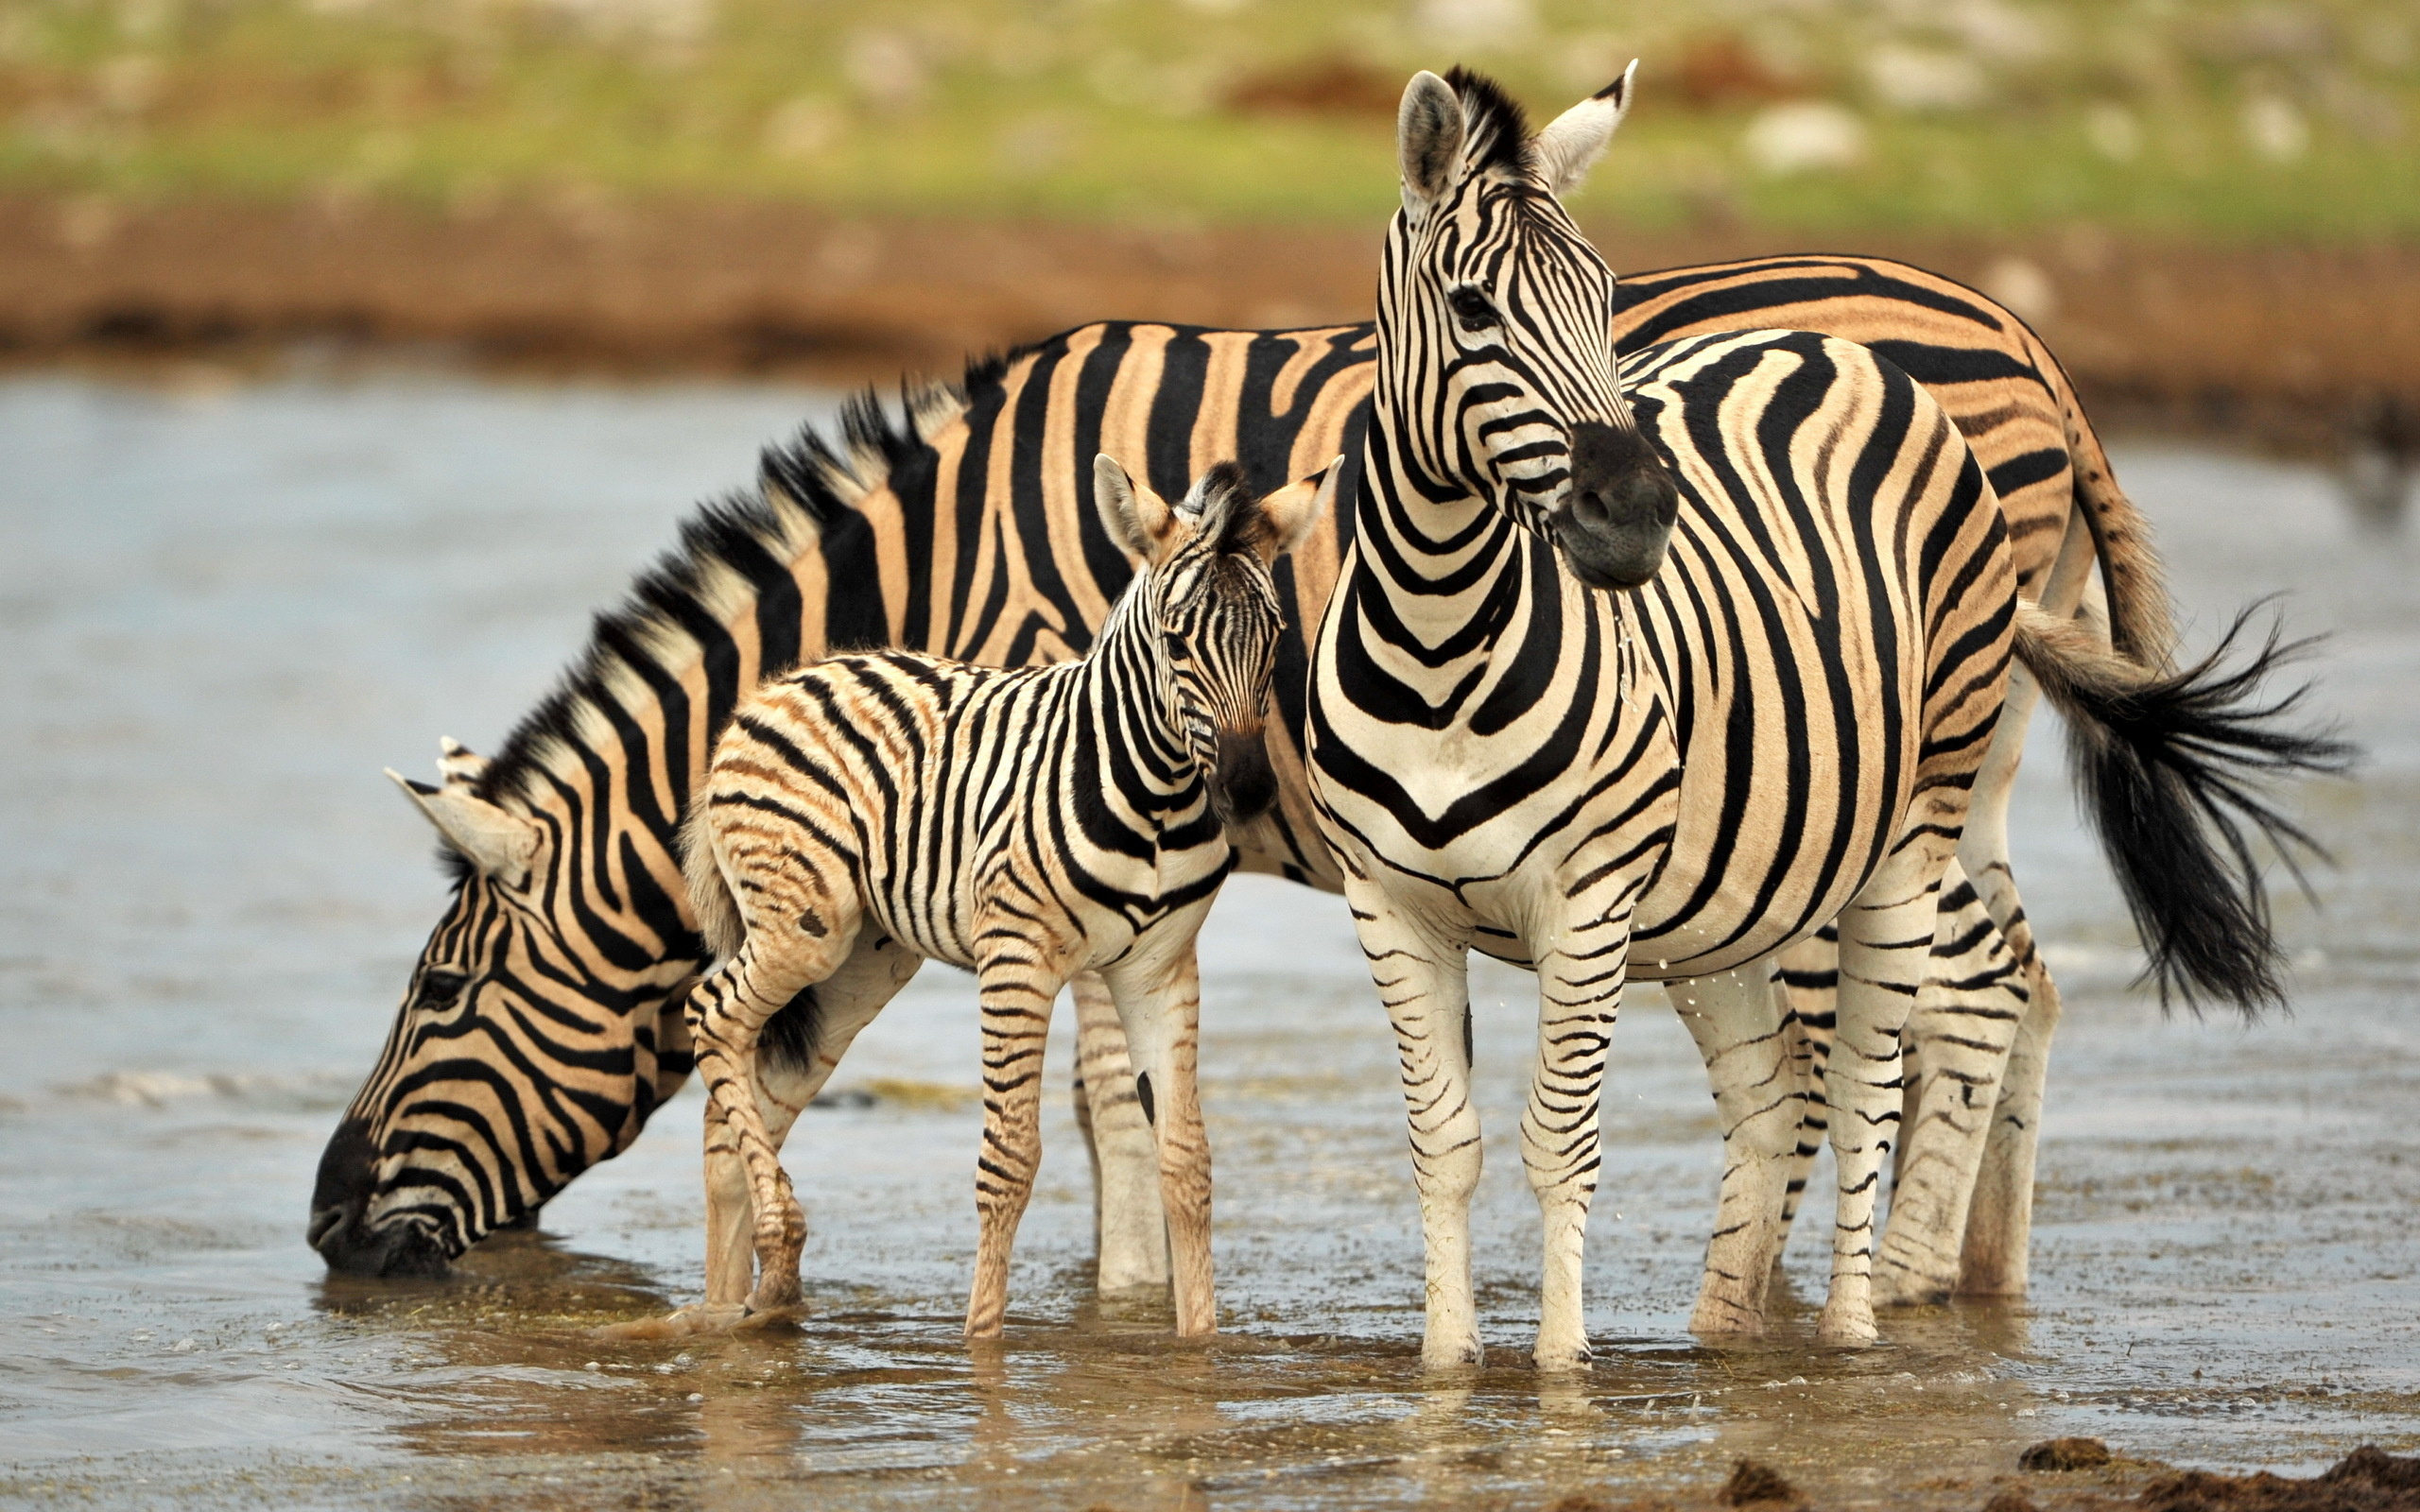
671 460 1318 1338
314 249 2165 1300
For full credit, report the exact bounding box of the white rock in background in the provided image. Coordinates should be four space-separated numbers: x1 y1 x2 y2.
1741 101 1868 176
2086 102 2142 162
1980 255 2057 327
2241 94 2310 163
1866 43 1988 113
844 28 927 113
763 96 843 162
1412 0 1534 49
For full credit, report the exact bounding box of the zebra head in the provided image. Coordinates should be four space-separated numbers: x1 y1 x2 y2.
1385 63 1679 591
1094 455 1330 827
310 745 685 1276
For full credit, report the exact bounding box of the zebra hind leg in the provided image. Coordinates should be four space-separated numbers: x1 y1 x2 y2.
1819 860 1948 1348
1668 955 1802 1336
1070 971 1170 1294
1772 927 1838 1260
1872 860 2027 1307
686 927 855 1316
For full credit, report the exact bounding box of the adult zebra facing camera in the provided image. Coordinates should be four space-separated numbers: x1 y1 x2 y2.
1305 69 2350 1367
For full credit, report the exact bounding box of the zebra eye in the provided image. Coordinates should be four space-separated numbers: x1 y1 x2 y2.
1163 627 1189 659
1448 286 1497 333
415 970 469 1009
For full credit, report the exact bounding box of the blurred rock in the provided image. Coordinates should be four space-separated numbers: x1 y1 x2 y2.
2087 103 2143 163
1867 43 1989 113
843 28 926 114
1981 255 2058 327
2241 94 2310 163
2019 1436 2112 1471
1741 101 1866 175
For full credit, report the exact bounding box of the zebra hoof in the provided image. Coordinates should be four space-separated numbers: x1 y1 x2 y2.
1533 1338 1592 1372
1816 1301 1879 1348
1421 1334 1484 1371
589 1301 751 1341
1871 1264 1955 1310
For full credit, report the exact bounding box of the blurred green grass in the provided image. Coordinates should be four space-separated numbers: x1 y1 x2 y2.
2 0 2414 238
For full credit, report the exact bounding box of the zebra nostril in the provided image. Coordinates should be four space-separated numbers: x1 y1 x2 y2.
1572 488 1611 530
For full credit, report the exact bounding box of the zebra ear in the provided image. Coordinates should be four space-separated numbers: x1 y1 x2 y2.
1250 456 1340 566
1533 60 1636 197
437 736 487 790
387 769 539 886
1094 453 1183 565
1398 70 1465 219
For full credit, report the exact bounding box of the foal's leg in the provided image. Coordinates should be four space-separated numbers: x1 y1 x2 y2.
1070 971 1170 1293
1771 928 1839 1247
688 917 859 1314
1668 955 1802 1336
1100 939 1216 1337
966 929 1073 1338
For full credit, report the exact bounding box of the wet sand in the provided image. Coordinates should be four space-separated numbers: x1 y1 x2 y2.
0 374 2415 1508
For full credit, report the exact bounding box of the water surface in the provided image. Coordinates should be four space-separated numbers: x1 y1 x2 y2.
2 372 2414 1509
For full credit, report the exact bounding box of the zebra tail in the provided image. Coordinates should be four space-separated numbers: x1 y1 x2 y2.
680 805 745 964
2047 348 2178 665
2011 600 2357 1018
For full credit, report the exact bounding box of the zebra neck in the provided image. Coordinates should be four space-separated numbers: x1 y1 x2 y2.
1063 583 1204 826
1349 401 1532 658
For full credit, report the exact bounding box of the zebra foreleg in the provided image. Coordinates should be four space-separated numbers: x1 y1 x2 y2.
966 939 1071 1339
1069 971 1171 1294
1100 937 1217 1338
1668 956 1801 1337
1872 863 2026 1307
1820 864 1945 1347
1525 921 1631 1370
1340 871 1484 1369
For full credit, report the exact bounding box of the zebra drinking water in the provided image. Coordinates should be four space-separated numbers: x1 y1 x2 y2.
1304 69 2348 1366
664 457 1323 1336
320 122 2179 1301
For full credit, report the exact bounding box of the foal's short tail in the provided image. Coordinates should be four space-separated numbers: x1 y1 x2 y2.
680 805 745 963
2012 600 2357 1017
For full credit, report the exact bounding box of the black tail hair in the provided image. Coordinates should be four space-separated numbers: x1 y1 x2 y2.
2014 601 2358 1017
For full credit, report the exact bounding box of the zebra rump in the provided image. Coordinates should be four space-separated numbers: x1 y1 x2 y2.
2012 601 2356 1015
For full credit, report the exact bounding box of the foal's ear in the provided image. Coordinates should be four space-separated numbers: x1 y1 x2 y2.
1533 59 1636 197
1250 456 1341 566
1094 453 1184 565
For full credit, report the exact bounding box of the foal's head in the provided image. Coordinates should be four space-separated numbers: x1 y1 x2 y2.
1093 455 1331 826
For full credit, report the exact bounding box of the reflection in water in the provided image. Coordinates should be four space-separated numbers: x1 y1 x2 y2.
2 376 2417 1507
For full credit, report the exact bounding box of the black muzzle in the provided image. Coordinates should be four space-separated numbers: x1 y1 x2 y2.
1554 421 1680 591
1209 730 1277 828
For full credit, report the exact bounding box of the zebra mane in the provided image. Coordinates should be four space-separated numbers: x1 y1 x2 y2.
1443 66 1535 181
471 350 1013 811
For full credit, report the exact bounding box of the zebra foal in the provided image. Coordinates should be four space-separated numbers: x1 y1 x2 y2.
672 457 1324 1336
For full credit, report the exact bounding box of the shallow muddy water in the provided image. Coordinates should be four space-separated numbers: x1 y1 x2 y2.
1 372 2415 1510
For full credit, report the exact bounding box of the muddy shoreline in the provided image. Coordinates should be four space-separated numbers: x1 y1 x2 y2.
4 196 2415 452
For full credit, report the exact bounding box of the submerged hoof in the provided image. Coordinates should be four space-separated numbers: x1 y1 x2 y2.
1816 1302 1879 1348
589 1302 752 1342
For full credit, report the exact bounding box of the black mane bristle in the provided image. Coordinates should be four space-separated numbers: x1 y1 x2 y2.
1442 66 1535 180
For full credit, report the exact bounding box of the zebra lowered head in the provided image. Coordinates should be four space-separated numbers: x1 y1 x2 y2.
311 737 695 1278
1383 62 1679 591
